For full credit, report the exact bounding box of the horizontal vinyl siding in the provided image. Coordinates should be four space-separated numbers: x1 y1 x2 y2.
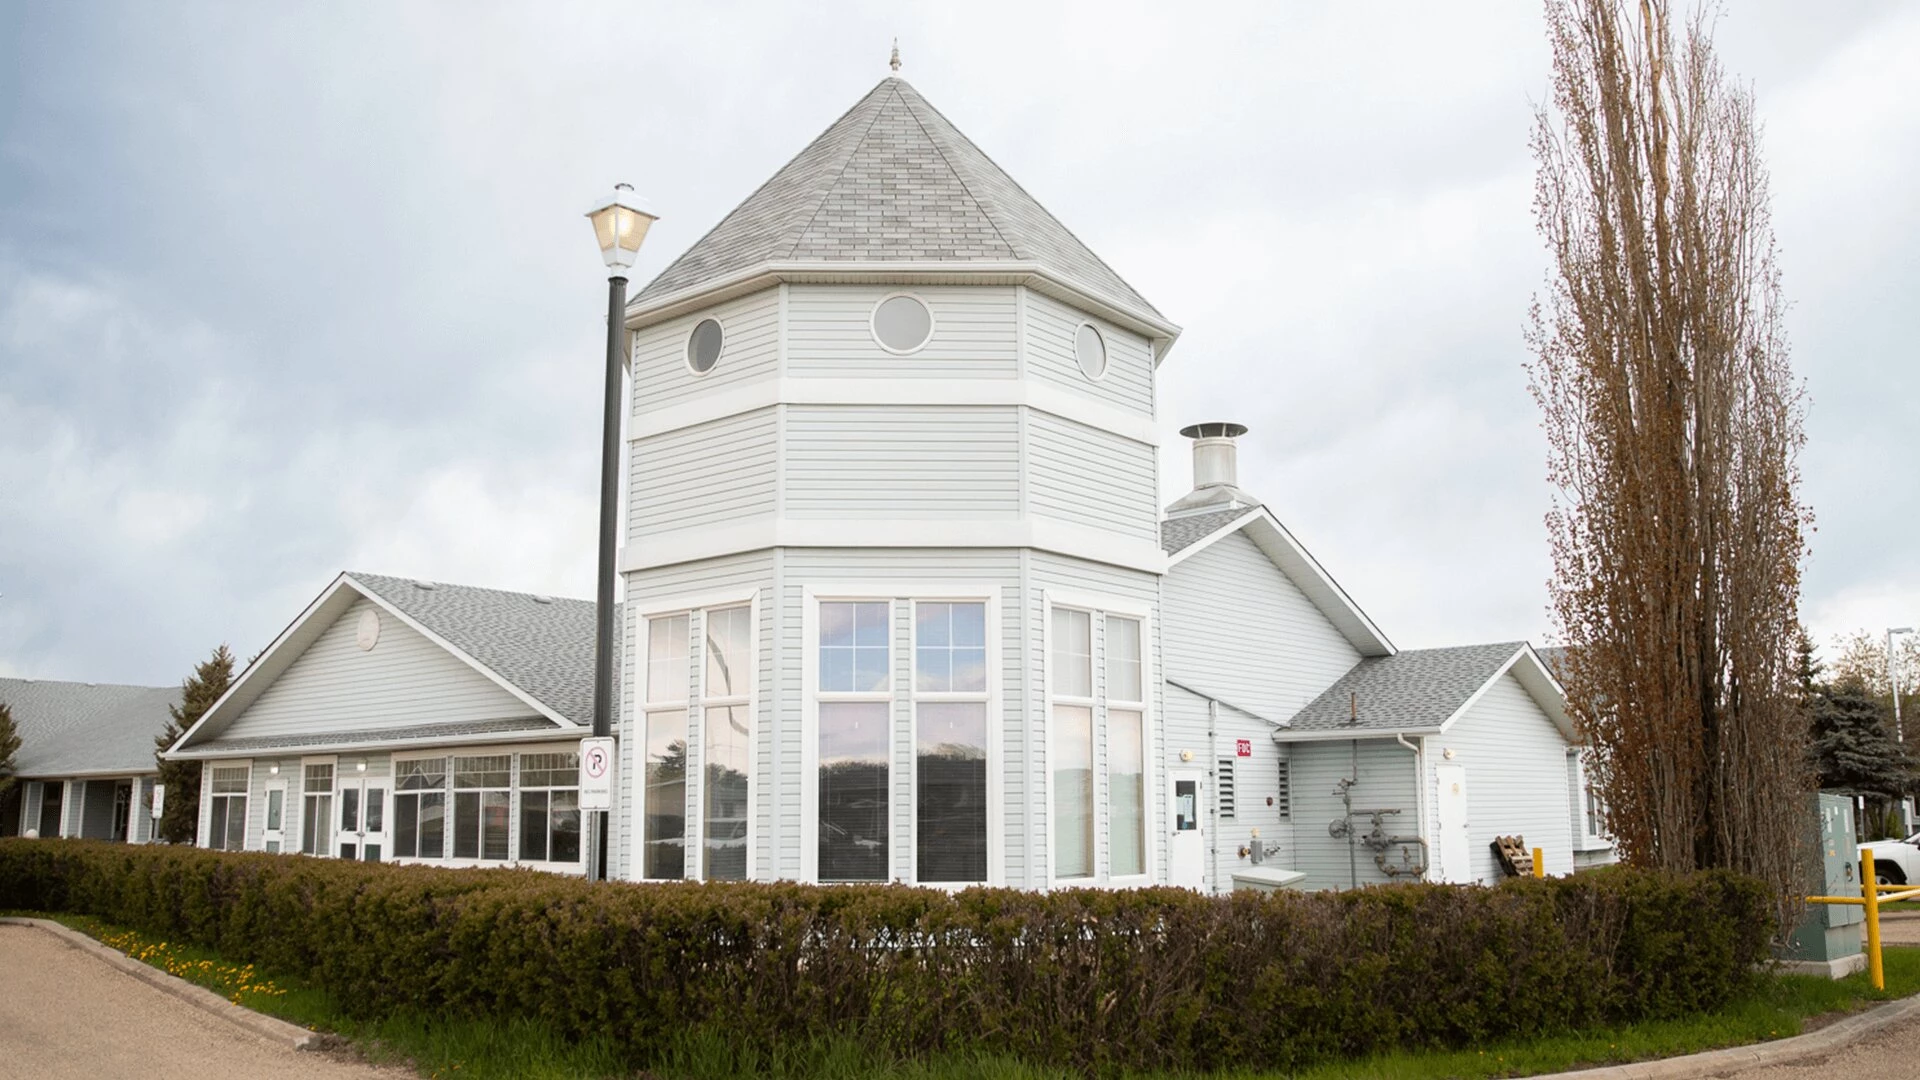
1163 530 1362 720
1024 290 1154 417
630 288 780 413
219 598 535 742
784 405 1020 519
786 284 1018 378
1430 674 1576 885
1288 738 1420 891
629 407 778 538
1027 411 1158 542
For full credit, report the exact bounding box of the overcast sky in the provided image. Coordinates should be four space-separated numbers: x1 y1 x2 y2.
2 2 1915 686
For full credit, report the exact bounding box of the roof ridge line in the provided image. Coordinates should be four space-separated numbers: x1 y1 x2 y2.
894 83 1019 259
896 83 1160 315
639 79 893 296
782 80 901 261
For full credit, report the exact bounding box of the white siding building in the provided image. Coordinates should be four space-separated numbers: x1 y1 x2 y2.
164 68 1609 889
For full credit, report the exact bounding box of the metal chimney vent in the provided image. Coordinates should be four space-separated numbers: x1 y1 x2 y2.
1166 421 1260 517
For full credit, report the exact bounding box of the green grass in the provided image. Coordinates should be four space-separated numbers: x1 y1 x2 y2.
10 910 1918 1080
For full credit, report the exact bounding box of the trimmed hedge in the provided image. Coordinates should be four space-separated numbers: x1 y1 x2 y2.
0 840 1772 1073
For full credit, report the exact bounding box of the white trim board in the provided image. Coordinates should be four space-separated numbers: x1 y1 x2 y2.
620 518 1168 576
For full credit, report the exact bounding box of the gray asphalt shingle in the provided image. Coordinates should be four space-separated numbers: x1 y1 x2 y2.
1284 642 1526 734
191 716 559 754
346 573 612 726
634 77 1160 318
0 677 176 776
1161 508 1256 555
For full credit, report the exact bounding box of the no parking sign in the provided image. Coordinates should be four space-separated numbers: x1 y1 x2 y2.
579 737 615 810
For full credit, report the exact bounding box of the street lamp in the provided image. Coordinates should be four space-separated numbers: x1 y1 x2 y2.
1890 627 1914 745
584 183 658 883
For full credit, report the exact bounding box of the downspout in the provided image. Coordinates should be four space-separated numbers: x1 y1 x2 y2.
1348 739 1359 891
1209 698 1220 894
1396 732 1430 881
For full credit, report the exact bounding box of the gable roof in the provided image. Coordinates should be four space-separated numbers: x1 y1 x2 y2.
0 677 175 777
632 76 1161 323
1165 504 1394 657
1276 642 1573 742
169 572 610 757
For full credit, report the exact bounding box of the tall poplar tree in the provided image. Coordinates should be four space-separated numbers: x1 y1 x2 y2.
1528 0 1812 917
154 645 236 844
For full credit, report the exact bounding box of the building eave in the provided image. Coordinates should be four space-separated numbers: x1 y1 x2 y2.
624 260 1182 362
164 726 579 762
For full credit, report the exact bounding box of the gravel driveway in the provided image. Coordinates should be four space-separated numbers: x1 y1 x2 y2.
0 924 404 1080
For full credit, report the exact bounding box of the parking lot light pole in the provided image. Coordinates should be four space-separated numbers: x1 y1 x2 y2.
584 183 657 882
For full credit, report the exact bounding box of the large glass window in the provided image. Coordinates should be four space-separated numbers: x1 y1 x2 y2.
644 614 690 879
519 752 581 864
207 765 249 852
915 601 988 884
394 757 448 859
818 601 891 881
1107 616 1146 877
1052 609 1094 879
452 755 511 861
703 606 752 881
301 763 333 855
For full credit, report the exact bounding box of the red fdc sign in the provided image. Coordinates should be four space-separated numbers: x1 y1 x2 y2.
1235 738 1252 757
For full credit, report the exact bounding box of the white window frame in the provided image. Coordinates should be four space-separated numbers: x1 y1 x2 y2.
868 291 937 356
1573 753 1612 850
696 599 758 881
205 760 252 852
630 586 759 883
1043 589 1158 888
449 752 514 863
1105 612 1150 884
909 595 999 888
512 743 587 871
801 582 1002 888
390 750 452 863
297 755 337 856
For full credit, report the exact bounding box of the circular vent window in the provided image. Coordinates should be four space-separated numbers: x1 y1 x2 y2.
687 318 723 374
1075 323 1107 380
872 294 933 354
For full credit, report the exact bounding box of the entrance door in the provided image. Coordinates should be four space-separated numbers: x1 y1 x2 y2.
1168 768 1206 890
1434 763 1470 884
111 781 133 842
263 781 287 854
337 777 387 861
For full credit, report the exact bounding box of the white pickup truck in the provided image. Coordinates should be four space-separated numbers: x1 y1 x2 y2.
1862 833 1920 885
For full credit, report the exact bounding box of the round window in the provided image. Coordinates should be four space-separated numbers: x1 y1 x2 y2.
1075 323 1107 380
872 294 933 353
687 318 723 374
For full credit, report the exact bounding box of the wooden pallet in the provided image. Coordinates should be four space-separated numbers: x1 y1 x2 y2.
1492 835 1532 878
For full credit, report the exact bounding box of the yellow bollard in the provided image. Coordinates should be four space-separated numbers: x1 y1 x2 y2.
1533 847 1545 878
1865 849 1885 991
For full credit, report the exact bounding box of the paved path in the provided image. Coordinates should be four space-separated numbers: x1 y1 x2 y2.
0 925 404 1080
1715 1007 1920 1078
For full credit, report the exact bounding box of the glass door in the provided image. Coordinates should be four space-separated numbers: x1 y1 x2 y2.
337 776 388 861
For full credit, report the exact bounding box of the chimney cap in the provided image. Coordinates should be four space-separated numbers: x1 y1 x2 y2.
1179 421 1247 440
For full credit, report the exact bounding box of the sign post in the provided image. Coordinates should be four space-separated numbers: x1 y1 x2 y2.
151 783 166 820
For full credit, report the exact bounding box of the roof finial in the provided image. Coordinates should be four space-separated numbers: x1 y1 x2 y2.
889 38 901 74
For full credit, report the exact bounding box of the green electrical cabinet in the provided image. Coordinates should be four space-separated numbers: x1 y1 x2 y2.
1779 792 1864 977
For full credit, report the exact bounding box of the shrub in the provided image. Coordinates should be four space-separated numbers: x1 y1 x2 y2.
0 840 1772 1074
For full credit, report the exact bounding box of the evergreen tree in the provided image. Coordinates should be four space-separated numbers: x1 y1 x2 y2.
154 645 235 844
0 701 21 795
1809 677 1916 804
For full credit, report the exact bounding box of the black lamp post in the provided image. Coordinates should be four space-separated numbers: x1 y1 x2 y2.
583 183 657 882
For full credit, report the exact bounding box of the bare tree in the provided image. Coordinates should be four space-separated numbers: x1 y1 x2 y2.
1529 0 1812 918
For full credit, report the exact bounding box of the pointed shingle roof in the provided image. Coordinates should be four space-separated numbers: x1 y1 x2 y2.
634 77 1160 318
1281 643 1530 735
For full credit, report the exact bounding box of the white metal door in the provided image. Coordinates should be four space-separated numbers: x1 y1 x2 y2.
263 781 287 854
1435 763 1470 884
1168 768 1206 890
337 778 388 862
